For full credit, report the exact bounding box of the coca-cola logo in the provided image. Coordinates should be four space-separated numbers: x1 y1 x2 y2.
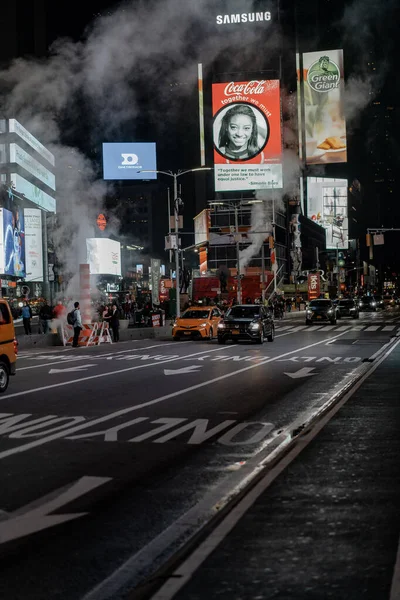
223 80 266 96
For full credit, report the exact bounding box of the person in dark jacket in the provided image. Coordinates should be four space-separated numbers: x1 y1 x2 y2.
38 299 53 334
109 303 120 342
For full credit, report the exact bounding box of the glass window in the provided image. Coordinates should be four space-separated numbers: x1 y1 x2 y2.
0 303 11 324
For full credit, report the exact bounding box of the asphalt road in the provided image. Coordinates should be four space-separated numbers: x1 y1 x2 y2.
1 308 399 600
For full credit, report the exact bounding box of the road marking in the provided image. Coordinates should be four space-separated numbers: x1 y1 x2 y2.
383 326 396 331
284 367 316 379
319 326 336 331
17 342 178 371
0 476 111 544
335 325 352 331
0 331 348 460
304 326 323 332
164 365 202 375
49 364 97 374
365 326 380 331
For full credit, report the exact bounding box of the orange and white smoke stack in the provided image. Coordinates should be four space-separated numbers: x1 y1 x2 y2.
79 264 91 323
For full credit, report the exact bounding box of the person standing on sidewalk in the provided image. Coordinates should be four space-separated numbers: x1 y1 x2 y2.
38 299 53 334
109 303 120 342
21 301 32 335
72 301 82 347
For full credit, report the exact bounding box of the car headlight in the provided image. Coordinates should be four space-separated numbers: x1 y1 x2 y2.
306 309 312 314
249 322 260 330
218 322 226 329
173 320 178 327
371 302 376 306
328 309 333 314
199 323 208 327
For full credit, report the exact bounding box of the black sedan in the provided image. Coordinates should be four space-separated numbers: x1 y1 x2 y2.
305 299 338 325
217 304 275 344
337 298 360 319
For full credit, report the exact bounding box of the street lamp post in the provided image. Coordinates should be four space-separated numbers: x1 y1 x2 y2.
138 167 212 318
234 204 242 304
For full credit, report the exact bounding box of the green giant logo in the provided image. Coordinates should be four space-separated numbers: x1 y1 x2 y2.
307 56 340 93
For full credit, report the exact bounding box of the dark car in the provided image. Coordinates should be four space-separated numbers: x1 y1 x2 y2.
358 296 378 312
374 294 384 309
217 304 274 344
305 299 337 325
337 298 360 319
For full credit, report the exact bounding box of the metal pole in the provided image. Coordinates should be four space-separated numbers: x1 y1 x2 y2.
336 244 340 298
261 242 266 302
42 211 50 302
167 187 173 278
272 195 277 292
174 173 180 317
234 205 242 304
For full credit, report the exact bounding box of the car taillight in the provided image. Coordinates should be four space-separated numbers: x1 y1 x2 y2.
14 337 18 355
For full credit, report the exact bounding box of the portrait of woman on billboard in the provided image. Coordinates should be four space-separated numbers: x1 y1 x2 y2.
214 103 269 162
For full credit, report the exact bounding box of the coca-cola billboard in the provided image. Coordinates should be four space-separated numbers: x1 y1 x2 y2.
308 272 320 300
212 79 282 192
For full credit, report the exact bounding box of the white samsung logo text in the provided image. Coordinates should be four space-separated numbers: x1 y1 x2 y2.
216 12 272 25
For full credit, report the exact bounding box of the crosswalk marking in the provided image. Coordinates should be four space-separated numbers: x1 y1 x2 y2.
275 323 400 334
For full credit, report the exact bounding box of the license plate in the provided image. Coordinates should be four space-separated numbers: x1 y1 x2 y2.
184 331 191 335
316 315 322 319
232 330 240 334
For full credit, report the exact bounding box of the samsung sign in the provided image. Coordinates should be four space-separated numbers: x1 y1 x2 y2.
102 142 157 180
216 11 272 25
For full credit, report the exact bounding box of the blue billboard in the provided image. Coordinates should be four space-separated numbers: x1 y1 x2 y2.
102 143 157 180
1 207 26 277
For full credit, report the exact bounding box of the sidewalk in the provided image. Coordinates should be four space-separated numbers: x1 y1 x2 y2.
149 338 400 600
15 310 306 350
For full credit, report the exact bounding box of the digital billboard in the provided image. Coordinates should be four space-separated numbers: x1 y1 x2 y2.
0 207 25 277
301 50 347 165
8 119 55 166
212 80 282 192
9 143 56 190
24 208 43 282
307 177 348 249
194 209 210 246
10 173 56 212
102 143 157 180
86 238 121 276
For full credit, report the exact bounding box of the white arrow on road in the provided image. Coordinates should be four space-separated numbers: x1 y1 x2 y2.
49 364 97 374
0 476 111 544
164 365 203 376
284 367 316 379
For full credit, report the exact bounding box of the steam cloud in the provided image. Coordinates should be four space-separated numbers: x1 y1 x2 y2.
0 0 396 295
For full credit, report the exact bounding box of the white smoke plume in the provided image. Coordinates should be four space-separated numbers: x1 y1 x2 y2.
0 0 282 297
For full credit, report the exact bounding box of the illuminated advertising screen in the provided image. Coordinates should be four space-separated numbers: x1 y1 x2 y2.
9 143 56 190
24 208 43 282
212 80 282 192
10 173 56 212
102 143 157 180
0 207 25 277
307 177 348 249
9 119 55 166
194 209 210 245
86 238 121 275
301 49 347 164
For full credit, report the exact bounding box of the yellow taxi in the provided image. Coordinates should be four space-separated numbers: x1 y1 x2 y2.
172 306 223 340
0 299 18 393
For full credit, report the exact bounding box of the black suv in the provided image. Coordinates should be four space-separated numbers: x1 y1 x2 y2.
337 298 360 319
217 304 274 344
305 299 337 325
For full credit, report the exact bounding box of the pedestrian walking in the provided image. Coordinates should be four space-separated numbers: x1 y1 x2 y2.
109 303 120 342
38 299 53 334
72 301 82 347
21 300 32 335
